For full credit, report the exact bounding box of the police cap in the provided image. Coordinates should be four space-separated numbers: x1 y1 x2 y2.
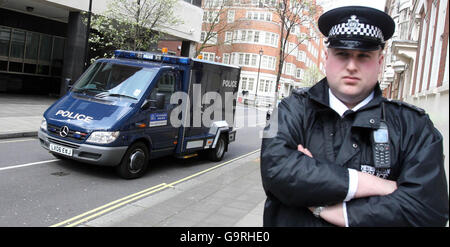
318 6 395 51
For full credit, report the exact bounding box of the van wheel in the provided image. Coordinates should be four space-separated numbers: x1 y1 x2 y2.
116 142 149 179
207 135 227 162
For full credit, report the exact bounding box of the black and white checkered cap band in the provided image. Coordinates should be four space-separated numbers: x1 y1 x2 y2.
328 22 384 42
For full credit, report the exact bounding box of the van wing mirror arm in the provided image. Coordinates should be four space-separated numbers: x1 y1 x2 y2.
141 99 156 110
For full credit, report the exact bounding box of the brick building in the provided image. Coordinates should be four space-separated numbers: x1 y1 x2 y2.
198 0 326 106
380 0 449 184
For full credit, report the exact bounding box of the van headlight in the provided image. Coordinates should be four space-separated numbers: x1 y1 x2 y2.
40 118 47 131
86 131 120 144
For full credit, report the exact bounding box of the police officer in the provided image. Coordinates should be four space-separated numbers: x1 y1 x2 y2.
260 6 449 226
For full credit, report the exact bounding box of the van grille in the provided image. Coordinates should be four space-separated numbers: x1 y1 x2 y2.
47 123 88 142
48 137 80 149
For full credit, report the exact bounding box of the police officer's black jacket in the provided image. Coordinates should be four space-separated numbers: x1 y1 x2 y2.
261 78 449 226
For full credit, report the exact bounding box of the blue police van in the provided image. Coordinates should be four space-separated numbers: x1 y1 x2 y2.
38 50 240 179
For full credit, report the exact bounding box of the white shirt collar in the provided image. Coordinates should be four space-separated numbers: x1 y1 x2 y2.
328 89 374 118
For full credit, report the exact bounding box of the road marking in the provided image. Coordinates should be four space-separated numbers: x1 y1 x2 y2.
51 149 261 227
0 138 36 144
0 159 59 172
50 183 168 227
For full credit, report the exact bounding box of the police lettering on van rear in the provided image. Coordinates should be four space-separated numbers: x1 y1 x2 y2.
55 110 93 123
222 80 238 88
38 50 240 179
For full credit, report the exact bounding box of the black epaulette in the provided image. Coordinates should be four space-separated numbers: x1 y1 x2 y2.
292 87 310 97
384 99 426 115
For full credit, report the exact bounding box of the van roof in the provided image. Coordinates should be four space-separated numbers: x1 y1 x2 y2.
112 50 240 70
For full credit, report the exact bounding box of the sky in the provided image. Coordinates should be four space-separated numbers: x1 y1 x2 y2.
317 0 387 12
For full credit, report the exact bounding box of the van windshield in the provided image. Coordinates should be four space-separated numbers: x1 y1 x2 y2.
72 62 157 101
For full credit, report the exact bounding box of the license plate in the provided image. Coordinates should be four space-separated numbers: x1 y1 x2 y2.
49 143 73 157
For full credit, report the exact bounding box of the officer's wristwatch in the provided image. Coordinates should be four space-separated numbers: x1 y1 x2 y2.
313 206 325 218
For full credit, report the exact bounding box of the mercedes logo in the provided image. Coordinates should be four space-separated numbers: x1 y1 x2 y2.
60 126 69 137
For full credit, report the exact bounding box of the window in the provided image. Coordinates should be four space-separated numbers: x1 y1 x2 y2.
241 77 248 90
201 31 217 44
246 11 272 21
0 27 11 57
203 11 220 23
10 30 25 59
241 76 255 91
248 78 254 91
223 53 230 64
150 71 176 107
258 79 274 93
261 55 276 70
25 32 39 60
233 30 277 46
201 52 216 62
39 34 52 62
227 10 235 23
284 63 295 76
0 25 66 76
233 52 262 67
297 51 306 62
251 54 257 66
254 31 260 43
184 0 202 7
51 37 65 76
296 68 304 79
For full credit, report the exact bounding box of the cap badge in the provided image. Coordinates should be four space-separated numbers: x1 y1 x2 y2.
347 15 360 32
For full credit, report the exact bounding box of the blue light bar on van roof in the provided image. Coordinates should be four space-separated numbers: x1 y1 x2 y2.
114 50 190 65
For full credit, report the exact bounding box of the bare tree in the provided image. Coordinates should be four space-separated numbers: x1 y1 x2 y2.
266 0 318 105
196 0 247 57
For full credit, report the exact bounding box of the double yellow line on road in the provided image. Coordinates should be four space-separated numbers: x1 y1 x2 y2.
50 149 260 227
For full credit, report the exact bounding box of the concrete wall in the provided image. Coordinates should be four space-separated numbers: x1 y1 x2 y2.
46 0 202 42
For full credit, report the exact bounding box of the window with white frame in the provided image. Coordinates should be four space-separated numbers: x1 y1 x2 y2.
227 10 235 23
200 31 217 44
261 55 276 70
283 63 295 76
203 11 220 23
259 79 274 93
201 52 215 62
297 50 306 62
241 77 248 90
240 76 256 91
296 68 304 79
232 30 278 47
233 52 259 67
223 53 230 64
224 31 233 44
246 11 272 21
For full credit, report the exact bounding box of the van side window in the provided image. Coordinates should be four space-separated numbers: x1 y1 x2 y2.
149 71 176 106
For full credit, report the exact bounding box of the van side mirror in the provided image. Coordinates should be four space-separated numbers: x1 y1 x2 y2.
141 93 165 110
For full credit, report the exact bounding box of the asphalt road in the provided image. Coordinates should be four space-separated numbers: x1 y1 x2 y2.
0 104 267 226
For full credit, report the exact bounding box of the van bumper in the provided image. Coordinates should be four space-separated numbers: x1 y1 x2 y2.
38 129 127 166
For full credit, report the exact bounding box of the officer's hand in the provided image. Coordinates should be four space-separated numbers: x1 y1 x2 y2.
298 144 313 158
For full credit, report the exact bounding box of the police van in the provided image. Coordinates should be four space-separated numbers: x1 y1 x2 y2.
38 50 240 179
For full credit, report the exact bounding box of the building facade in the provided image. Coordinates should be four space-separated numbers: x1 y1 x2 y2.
380 0 449 183
198 0 326 106
0 0 203 96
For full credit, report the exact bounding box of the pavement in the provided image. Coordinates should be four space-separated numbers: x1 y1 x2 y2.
0 93 59 139
0 93 267 227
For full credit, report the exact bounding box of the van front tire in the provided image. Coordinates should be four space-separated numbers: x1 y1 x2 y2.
116 142 149 179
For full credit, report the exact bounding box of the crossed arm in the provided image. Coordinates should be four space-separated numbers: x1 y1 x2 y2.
297 144 398 227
